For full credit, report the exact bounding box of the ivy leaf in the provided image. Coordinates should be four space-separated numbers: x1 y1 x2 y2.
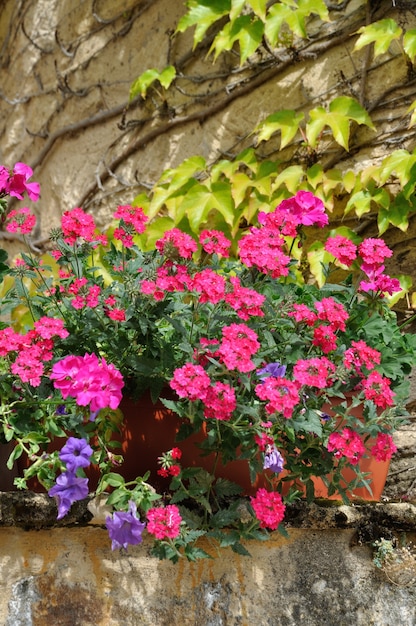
404 29 416 63
230 0 246 22
129 66 176 100
176 0 231 48
354 19 402 58
307 242 331 288
256 110 305 148
247 0 267 20
407 100 416 128
209 15 264 65
265 0 329 44
306 96 374 150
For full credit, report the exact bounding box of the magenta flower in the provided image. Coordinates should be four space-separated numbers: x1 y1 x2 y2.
371 433 397 462
48 472 89 519
6 162 40 202
147 504 182 540
250 488 286 530
327 428 366 465
106 501 146 551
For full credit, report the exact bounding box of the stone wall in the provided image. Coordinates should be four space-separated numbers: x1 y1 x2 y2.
0 495 415 626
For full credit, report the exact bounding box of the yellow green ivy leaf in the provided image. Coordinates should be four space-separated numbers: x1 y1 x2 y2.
272 165 305 194
404 29 416 62
307 242 332 288
256 110 305 148
354 19 402 58
407 100 416 128
176 0 230 48
210 15 264 64
306 96 374 150
129 66 176 100
386 275 412 307
247 0 268 20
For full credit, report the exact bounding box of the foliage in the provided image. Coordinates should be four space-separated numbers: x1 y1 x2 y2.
0 168 415 561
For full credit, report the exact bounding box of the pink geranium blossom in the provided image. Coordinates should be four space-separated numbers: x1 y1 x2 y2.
327 428 366 465
147 505 182 539
371 433 397 462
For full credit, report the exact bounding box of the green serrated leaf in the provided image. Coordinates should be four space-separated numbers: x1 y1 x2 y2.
256 110 304 148
247 0 267 20
129 66 176 100
404 29 416 62
176 0 231 48
354 19 402 58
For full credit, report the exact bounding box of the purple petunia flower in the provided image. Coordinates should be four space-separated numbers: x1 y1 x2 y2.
263 445 285 474
106 501 146 551
59 437 93 471
257 362 287 380
48 472 89 519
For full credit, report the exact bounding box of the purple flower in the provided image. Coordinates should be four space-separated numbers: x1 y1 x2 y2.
59 437 93 471
48 472 89 519
257 362 287 380
263 445 284 474
106 501 146 551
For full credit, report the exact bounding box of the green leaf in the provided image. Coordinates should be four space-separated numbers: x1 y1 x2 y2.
102 472 125 487
354 19 402 58
247 0 267 20
129 66 176 100
231 541 251 556
306 97 374 150
230 0 246 22
176 0 231 48
256 110 304 148
407 100 416 128
307 242 331 288
272 166 305 193
265 0 329 45
7 443 22 469
209 15 264 65
404 29 416 62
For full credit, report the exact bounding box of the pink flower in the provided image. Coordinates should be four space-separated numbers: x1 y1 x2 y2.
147 505 182 539
155 228 197 260
343 340 381 373
191 269 226 304
325 235 357 267
288 303 317 326
199 229 231 256
50 353 124 411
276 191 328 227
107 308 126 322
362 371 395 409
255 377 300 418
314 297 349 332
312 325 338 354
238 227 290 278
250 488 286 530
169 363 211 401
371 433 397 462
204 382 236 420
359 238 393 266
219 323 260 372
4 163 40 202
61 208 98 244
327 428 366 465
225 277 265 320
5 207 36 234
293 357 335 388
34 317 69 340
113 204 148 233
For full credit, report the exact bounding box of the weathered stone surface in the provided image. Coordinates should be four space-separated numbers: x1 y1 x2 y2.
0 524 415 626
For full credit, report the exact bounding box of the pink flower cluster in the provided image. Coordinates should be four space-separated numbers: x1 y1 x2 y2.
250 488 286 530
0 162 40 202
0 317 68 387
325 234 401 296
113 204 148 248
5 207 37 235
371 432 397 462
327 428 366 465
255 377 300 418
61 207 107 246
50 353 124 412
146 504 182 540
238 191 327 277
169 363 236 421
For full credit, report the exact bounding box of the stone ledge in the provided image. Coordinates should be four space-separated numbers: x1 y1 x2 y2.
0 491 415 534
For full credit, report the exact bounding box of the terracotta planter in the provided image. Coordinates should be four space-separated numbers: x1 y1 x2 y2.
307 397 390 502
118 393 261 494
